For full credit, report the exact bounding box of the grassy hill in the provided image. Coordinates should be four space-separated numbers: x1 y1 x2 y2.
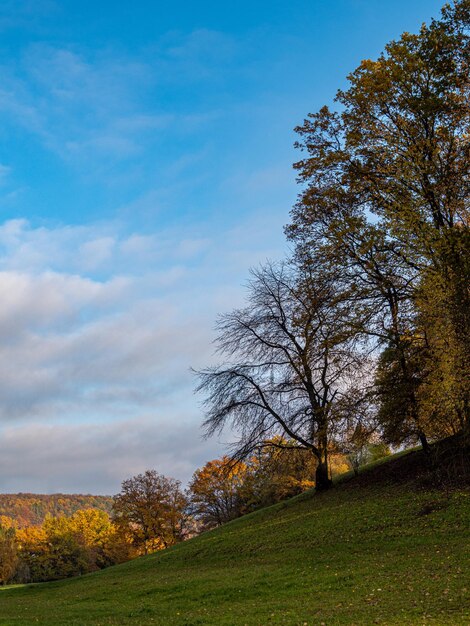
1 446 469 625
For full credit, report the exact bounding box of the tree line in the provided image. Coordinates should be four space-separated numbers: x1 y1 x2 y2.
195 0 469 490
0 494 113 528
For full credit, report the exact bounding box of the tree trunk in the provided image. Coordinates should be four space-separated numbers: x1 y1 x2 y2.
314 424 333 491
315 462 332 491
418 430 430 455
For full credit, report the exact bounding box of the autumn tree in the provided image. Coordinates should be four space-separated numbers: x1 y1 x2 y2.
287 0 470 443
195 262 367 490
64 508 133 570
112 470 187 554
15 509 132 582
188 444 317 529
187 457 249 529
15 517 89 582
0 520 18 585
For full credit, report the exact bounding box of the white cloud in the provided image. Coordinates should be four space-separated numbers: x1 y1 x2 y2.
0 213 286 491
0 417 222 493
0 270 212 421
79 237 115 270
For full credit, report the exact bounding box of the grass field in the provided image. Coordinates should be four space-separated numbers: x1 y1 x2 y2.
1 449 469 625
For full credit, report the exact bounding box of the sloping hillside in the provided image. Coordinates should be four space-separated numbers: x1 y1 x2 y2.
1 446 469 625
0 494 113 527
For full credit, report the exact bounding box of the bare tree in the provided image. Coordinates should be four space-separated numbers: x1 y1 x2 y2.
195 262 366 490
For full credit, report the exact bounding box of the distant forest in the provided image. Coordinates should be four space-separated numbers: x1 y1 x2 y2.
0 494 113 528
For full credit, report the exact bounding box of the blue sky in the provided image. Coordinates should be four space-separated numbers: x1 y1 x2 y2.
0 0 444 493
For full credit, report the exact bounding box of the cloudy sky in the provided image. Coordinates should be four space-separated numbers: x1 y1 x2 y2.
0 0 443 494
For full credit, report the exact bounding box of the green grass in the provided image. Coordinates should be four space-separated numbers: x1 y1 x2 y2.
1 451 469 625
